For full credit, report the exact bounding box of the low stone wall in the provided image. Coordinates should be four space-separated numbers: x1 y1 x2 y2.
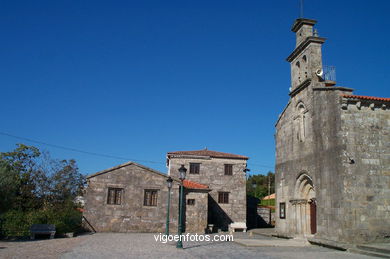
257 206 275 226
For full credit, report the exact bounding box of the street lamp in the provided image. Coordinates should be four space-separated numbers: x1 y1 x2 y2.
176 165 187 249
165 176 173 236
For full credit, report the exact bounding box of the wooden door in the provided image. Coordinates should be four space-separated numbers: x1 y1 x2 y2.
310 200 317 234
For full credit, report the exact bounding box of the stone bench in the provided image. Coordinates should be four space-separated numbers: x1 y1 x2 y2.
229 222 247 233
30 224 56 240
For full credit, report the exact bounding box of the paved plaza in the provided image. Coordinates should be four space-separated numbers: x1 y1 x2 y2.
2 232 374 259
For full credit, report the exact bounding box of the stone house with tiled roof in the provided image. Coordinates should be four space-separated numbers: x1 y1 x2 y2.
83 161 210 233
83 149 248 233
167 149 248 231
275 17 390 244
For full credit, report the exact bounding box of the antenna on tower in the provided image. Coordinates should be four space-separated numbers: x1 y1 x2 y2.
300 0 304 17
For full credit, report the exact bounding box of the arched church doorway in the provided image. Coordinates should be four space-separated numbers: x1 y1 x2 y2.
291 173 316 236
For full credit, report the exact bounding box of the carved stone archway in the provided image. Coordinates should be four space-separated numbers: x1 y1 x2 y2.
290 173 316 236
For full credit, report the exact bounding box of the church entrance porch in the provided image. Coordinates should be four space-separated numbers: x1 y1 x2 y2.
289 173 316 237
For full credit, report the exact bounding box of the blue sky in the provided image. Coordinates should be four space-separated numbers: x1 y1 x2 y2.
1 0 389 176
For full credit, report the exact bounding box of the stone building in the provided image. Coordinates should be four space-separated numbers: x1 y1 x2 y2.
275 18 390 244
167 149 248 231
83 148 248 233
83 161 209 233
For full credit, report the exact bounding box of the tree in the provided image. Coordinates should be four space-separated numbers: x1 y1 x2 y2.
0 144 85 213
0 144 86 237
0 144 42 211
0 160 19 213
49 159 85 205
246 171 275 200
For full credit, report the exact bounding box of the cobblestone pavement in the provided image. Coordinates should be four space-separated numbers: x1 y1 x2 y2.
0 234 90 259
61 233 373 259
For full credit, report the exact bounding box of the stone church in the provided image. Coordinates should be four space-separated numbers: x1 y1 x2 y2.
275 18 390 244
83 149 248 233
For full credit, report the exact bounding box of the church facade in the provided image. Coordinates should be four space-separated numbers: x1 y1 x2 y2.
275 18 390 244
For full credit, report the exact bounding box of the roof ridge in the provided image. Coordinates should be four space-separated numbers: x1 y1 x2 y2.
341 94 390 102
167 149 249 160
86 161 169 179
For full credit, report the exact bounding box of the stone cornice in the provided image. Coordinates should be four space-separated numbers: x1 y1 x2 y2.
289 199 308 205
313 86 354 92
291 18 317 32
289 78 311 97
286 36 326 62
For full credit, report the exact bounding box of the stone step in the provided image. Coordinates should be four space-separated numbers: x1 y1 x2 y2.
348 248 390 258
356 244 390 255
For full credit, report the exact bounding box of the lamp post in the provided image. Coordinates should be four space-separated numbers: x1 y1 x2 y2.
176 165 187 249
165 176 173 236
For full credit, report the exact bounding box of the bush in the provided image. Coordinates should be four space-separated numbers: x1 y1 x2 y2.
0 210 31 237
0 207 82 237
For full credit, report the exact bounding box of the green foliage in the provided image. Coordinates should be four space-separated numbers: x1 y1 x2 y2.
0 210 31 237
260 199 275 207
0 161 19 212
0 144 85 237
246 171 275 200
0 207 82 237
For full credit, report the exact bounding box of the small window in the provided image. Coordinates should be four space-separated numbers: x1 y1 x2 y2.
144 189 158 206
280 202 286 219
189 163 200 174
224 164 233 175
187 199 195 206
107 188 123 205
218 192 229 204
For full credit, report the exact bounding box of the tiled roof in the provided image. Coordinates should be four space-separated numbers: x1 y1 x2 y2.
183 180 209 190
167 149 249 160
341 94 390 102
262 193 275 200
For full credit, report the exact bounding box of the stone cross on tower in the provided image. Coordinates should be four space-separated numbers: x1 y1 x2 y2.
286 18 326 95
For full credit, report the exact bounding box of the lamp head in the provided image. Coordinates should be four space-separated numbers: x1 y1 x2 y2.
166 176 173 188
178 165 187 181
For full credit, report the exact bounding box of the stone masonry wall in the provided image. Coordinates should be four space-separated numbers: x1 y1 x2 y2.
339 100 390 243
169 157 247 231
84 164 180 233
184 191 208 233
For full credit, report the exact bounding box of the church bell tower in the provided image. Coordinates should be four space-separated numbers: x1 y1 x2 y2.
287 18 327 95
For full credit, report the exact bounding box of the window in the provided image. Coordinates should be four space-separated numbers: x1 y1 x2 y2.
224 164 233 175
189 163 200 174
187 199 195 206
297 103 306 142
218 192 229 204
107 188 123 205
144 189 158 206
280 202 286 219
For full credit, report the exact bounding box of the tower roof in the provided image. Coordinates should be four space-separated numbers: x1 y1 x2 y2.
291 18 317 32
